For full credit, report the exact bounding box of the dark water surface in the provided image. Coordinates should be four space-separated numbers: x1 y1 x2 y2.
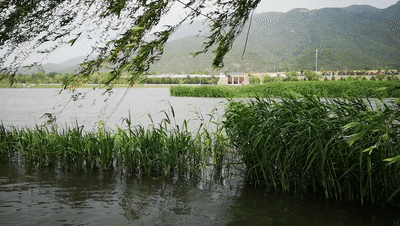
1 163 400 226
1 88 400 225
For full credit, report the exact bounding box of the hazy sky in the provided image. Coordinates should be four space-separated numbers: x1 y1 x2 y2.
254 0 398 13
35 0 398 64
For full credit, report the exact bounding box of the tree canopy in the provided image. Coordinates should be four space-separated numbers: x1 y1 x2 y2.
0 0 261 88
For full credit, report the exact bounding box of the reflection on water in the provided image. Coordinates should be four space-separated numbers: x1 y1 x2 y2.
1 163 399 226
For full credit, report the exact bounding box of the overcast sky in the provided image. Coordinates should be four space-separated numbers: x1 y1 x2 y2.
254 0 398 13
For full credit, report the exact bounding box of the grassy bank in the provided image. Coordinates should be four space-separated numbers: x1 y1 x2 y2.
224 96 400 205
170 80 400 98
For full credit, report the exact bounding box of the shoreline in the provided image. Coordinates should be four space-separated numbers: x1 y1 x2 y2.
2 74 399 89
0 83 219 89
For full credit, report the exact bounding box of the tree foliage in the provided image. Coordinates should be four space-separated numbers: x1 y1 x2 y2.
0 0 261 88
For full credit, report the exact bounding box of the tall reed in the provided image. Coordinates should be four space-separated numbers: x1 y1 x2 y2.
223 96 400 205
115 105 230 175
0 106 229 176
0 124 17 162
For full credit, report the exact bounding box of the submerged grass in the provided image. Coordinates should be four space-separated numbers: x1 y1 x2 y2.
223 95 400 205
170 80 400 98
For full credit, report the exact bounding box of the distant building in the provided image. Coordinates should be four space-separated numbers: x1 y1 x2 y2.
227 77 245 85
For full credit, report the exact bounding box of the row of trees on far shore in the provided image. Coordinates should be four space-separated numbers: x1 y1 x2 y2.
1 67 399 86
248 70 400 84
0 71 220 86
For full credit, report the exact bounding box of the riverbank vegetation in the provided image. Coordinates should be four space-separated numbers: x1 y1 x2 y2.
0 109 230 174
223 96 400 205
171 80 400 98
1 95 400 206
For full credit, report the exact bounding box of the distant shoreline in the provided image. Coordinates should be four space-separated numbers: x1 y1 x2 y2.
1 73 399 89
0 83 203 89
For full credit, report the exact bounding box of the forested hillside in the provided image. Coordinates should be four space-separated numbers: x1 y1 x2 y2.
149 2 400 74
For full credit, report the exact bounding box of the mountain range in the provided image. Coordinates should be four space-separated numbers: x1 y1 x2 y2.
21 1 400 74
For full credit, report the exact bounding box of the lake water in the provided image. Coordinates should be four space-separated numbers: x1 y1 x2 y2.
1 88 400 225
0 88 227 131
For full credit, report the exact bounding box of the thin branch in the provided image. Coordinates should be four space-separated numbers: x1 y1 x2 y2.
242 9 254 60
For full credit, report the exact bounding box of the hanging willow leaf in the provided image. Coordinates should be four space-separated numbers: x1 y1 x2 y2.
68 37 78 46
0 0 261 88
132 26 145 32
68 32 82 46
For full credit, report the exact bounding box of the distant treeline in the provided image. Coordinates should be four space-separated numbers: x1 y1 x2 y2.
0 72 220 86
144 76 219 85
247 70 400 84
1 68 399 87
1 72 70 84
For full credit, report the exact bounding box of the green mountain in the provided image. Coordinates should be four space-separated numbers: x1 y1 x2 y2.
150 2 400 74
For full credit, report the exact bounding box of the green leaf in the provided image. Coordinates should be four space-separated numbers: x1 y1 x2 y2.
375 87 388 91
383 155 400 164
346 131 366 146
132 26 145 32
342 121 359 130
386 186 400 202
362 145 376 154
68 32 82 46
68 37 78 46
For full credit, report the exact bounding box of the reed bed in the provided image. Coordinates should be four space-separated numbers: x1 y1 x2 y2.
223 96 400 205
0 109 230 175
2 94 400 206
170 80 400 98
170 85 237 98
